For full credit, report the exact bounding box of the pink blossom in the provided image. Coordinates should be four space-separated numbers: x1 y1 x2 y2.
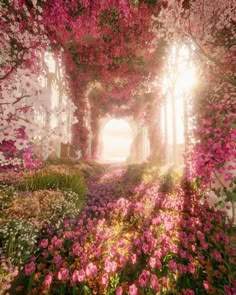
119 255 126 266
102 273 109 286
39 239 48 249
43 273 53 288
104 259 117 273
203 280 209 290
71 269 85 284
86 262 97 277
183 289 195 295
130 253 137 265
72 242 82 256
54 239 63 248
53 255 62 265
211 249 223 262
138 270 150 287
58 268 69 281
148 257 156 268
25 261 35 276
168 260 177 271
116 286 123 295
142 243 149 254
129 284 138 295
188 263 195 274
150 274 159 291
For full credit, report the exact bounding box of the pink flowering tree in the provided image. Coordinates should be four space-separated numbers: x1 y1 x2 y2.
157 0 236 218
0 1 77 169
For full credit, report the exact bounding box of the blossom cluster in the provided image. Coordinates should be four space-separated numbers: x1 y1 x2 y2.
21 168 235 294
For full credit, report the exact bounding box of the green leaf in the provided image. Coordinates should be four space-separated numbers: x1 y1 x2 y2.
82 285 92 295
225 191 235 202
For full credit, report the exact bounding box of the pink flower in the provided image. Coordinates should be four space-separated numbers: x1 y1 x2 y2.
72 242 82 256
119 255 126 266
150 274 159 291
203 280 209 290
130 253 137 265
129 284 138 295
187 263 195 274
168 260 177 271
54 239 63 248
142 243 149 254
116 286 123 295
51 236 58 245
86 262 97 277
25 261 35 276
58 268 69 281
183 289 195 295
71 269 85 284
138 270 150 287
211 249 223 262
148 257 156 269
39 239 48 249
104 259 117 273
102 273 109 286
43 273 53 288
53 255 62 265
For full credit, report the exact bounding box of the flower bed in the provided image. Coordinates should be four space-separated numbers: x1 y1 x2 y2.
19 168 235 295
0 163 89 294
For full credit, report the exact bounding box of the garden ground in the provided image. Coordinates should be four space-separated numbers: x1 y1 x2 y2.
0 160 235 295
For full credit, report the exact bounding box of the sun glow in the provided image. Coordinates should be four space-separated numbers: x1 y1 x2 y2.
161 43 196 164
100 119 133 163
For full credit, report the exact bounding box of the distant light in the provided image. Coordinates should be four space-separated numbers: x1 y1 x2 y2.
101 119 133 163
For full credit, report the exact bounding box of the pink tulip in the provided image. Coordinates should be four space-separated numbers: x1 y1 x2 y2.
129 284 138 295
116 286 123 295
25 261 35 276
85 262 97 277
39 239 48 249
58 268 69 281
43 273 53 288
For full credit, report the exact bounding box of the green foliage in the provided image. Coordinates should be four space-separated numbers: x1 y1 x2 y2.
212 177 236 223
18 171 87 197
43 157 79 167
44 190 86 228
159 169 181 194
0 219 38 266
124 162 159 186
0 184 16 212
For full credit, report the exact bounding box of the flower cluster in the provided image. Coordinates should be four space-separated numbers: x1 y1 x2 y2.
20 168 235 294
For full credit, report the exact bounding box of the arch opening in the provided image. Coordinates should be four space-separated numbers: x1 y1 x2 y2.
99 119 133 163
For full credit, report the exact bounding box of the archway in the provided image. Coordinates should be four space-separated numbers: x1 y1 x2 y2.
99 119 133 163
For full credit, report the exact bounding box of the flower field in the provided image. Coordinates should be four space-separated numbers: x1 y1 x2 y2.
1 162 235 294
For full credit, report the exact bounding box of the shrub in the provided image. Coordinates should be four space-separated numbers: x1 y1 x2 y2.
159 170 181 194
18 171 87 197
0 219 38 266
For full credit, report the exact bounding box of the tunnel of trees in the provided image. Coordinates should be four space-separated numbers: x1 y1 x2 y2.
0 0 235 294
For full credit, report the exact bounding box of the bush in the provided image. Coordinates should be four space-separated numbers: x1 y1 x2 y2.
18 171 87 197
0 219 38 266
159 170 181 194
